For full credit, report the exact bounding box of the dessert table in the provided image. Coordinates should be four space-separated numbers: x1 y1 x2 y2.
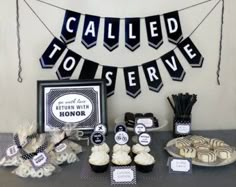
0 130 236 187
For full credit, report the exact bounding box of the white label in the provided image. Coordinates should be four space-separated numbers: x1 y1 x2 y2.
114 131 129 145
51 93 93 123
32 153 48 167
170 159 191 172
176 124 190 134
113 169 134 182
6 145 18 157
136 118 153 128
94 124 107 135
134 124 146 135
138 133 151 146
55 143 67 153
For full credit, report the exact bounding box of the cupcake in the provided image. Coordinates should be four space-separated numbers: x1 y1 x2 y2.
132 143 150 155
112 151 132 166
89 151 110 173
91 143 110 153
134 152 155 173
113 144 131 154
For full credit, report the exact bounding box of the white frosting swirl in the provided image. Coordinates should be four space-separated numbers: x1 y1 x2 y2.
112 151 131 165
134 152 155 165
113 144 131 153
89 152 109 166
132 144 150 154
91 143 110 153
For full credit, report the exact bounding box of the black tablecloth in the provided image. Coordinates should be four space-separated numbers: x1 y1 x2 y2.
0 130 236 187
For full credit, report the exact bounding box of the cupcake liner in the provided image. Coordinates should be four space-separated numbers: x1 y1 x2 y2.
89 163 109 173
135 163 154 173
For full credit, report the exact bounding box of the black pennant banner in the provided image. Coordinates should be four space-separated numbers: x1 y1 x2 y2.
40 37 66 68
161 50 186 81
123 66 141 98
178 37 204 67
60 10 80 44
34 0 217 98
125 18 140 51
164 11 183 45
145 15 163 49
142 60 163 92
79 59 98 79
104 18 120 51
56 49 81 79
102 66 118 97
82 15 100 49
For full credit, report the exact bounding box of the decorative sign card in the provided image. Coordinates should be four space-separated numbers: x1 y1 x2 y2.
175 122 191 135
168 157 192 174
135 117 154 128
37 80 107 133
111 166 136 185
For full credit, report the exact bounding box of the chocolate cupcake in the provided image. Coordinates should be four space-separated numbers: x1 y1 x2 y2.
134 152 155 173
89 151 110 173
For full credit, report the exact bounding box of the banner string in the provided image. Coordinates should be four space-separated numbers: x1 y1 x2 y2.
23 0 222 69
16 0 23 83
216 0 224 85
36 0 216 19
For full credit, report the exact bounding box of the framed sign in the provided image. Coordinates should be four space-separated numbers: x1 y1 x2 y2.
37 79 107 133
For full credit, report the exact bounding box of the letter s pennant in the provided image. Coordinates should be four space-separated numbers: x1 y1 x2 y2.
101 66 118 97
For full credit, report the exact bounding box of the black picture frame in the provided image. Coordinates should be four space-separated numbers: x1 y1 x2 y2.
37 79 107 134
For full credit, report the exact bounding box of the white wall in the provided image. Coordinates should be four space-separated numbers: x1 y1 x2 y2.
0 0 235 132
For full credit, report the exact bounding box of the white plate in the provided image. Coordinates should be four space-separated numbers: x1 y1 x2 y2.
114 114 168 132
165 137 236 167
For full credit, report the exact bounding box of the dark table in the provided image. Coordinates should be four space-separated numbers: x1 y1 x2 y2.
0 130 236 187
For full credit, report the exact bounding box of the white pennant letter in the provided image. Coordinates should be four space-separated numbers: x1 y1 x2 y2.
167 18 178 33
63 57 76 71
129 24 136 39
85 21 95 37
49 44 62 59
147 67 159 81
184 44 196 59
128 72 136 86
66 17 76 33
150 21 158 37
105 72 113 86
108 23 115 39
165 56 178 71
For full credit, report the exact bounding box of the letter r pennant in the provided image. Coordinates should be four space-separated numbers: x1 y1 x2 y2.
142 60 163 92
123 66 141 98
